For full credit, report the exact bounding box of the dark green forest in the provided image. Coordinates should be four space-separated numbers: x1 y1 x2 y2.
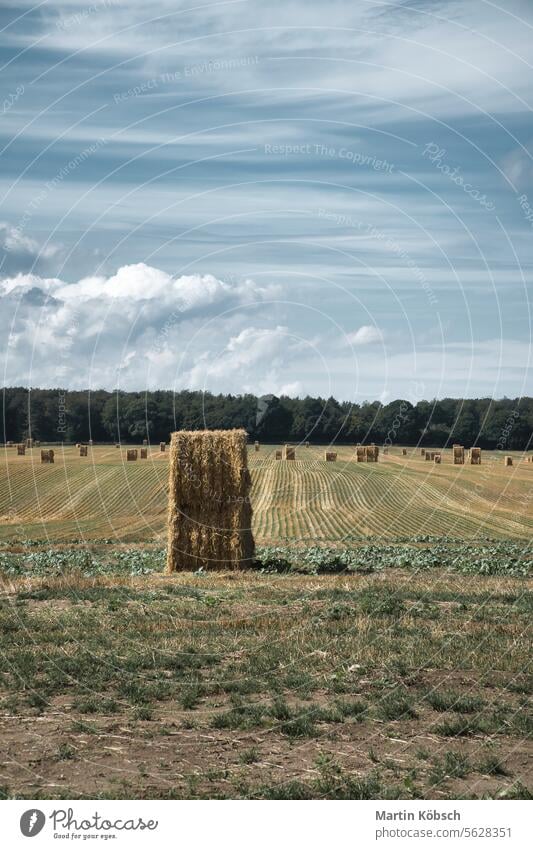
2 387 532 450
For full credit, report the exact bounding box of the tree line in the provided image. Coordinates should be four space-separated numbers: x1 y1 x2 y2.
2 387 532 450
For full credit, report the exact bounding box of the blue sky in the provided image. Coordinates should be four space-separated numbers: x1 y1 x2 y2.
1 0 532 400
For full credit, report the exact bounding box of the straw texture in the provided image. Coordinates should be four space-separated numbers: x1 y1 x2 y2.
166 429 255 572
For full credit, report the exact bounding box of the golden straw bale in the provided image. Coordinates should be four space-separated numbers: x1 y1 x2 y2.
434 454 441 464
127 449 138 461
453 444 465 465
469 447 481 465
79 446 88 457
17 444 25 455
41 449 54 464
283 444 295 461
402 448 407 456
504 456 513 466
324 451 337 461
166 429 254 572
275 450 282 460
366 444 378 463
160 442 166 452
140 447 148 459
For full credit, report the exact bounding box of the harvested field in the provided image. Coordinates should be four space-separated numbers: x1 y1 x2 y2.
0 443 531 801
0 563 529 800
0 444 532 545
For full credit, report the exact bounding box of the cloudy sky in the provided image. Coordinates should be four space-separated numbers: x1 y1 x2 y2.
1 0 532 400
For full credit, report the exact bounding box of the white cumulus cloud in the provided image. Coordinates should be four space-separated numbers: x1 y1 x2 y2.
345 325 383 346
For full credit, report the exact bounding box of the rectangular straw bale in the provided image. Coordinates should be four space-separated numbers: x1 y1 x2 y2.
425 452 431 461
254 441 259 452
166 429 254 572
79 446 88 457
469 447 481 464
453 444 465 465
127 449 138 461
41 449 54 464
421 448 426 456
140 447 148 459
17 444 25 455
434 454 441 464
283 444 295 461
402 448 407 456
504 456 513 466
356 445 366 462
366 444 378 462
324 451 337 461
160 442 166 452
275 450 282 460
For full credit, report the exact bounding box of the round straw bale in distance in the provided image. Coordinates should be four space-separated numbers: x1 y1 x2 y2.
283 444 295 461
166 429 255 572
160 442 166 452
504 456 513 466
324 451 337 461
140 447 148 459
79 446 88 457
275 450 282 460
17 444 25 455
402 448 407 456
41 449 54 464
127 449 138 461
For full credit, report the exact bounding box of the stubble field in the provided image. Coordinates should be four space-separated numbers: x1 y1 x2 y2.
0 443 530 799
